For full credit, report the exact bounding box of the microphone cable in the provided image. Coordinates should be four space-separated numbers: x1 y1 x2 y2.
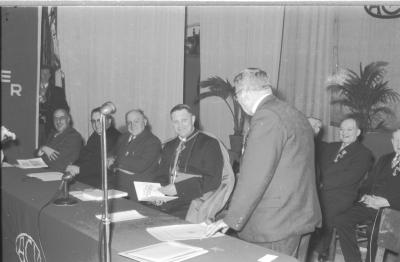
36 179 65 262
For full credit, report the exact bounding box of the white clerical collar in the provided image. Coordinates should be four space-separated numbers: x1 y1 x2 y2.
178 130 199 142
251 93 270 114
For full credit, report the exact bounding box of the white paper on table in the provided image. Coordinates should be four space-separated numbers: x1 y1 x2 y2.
69 190 128 201
2 162 14 167
146 222 224 242
134 181 178 202
17 158 48 169
119 241 208 262
79 189 128 201
27 172 63 181
258 254 278 262
95 210 147 222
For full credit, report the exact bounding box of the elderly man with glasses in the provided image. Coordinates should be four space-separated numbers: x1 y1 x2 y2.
37 108 82 171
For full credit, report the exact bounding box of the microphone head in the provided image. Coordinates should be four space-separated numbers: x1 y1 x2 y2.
100 102 116 115
62 171 74 181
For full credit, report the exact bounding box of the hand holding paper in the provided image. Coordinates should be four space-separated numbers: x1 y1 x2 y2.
134 181 178 202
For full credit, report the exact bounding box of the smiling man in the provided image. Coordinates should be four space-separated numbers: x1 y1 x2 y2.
152 104 224 219
333 128 400 262
108 109 161 200
311 117 373 261
37 108 82 171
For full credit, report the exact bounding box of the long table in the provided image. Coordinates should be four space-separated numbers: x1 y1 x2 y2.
2 166 298 262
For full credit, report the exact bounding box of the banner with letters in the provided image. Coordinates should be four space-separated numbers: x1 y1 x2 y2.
1 7 40 161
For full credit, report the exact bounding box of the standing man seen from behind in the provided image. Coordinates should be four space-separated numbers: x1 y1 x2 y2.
37 109 82 171
207 68 321 261
65 107 121 188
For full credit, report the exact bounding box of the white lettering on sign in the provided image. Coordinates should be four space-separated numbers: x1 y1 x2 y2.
15 233 42 262
11 83 22 96
1 70 11 83
1 69 23 96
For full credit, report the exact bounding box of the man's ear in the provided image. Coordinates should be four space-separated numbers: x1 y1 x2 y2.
191 115 196 125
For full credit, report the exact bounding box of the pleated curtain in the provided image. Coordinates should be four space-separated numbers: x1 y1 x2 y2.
58 6 185 142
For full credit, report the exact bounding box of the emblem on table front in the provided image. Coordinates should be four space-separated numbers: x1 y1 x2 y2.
15 233 42 262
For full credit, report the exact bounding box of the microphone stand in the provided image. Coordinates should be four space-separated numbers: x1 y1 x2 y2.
53 172 78 206
100 113 111 262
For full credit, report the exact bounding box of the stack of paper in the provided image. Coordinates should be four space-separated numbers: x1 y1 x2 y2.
17 158 48 169
70 189 128 201
119 241 208 262
146 223 224 241
27 172 63 181
134 181 178 202
95 210 147 222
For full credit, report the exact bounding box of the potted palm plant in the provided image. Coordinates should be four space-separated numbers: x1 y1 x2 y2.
327 61 400 131
327 61 400 160
198 76 247 154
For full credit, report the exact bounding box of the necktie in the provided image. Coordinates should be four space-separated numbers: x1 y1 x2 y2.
392 154 400 169
334 143 347 163
128 135 135 143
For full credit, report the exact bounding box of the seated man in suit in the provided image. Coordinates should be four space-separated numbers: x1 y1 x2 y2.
108 109 161 200
37 109 82 171
65 107 121 188
333 128 400 262
312 117 374 260
151 104 224 220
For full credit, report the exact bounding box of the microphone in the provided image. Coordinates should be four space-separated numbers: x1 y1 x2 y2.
100 102 116 115
53 171 78 206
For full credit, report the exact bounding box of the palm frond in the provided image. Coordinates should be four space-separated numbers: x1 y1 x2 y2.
327 61 399 131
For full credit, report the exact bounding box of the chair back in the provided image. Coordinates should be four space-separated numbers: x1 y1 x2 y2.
375 208 400 262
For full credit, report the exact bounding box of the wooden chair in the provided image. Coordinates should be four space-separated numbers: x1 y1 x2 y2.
327 223 371 262
375 208 400 262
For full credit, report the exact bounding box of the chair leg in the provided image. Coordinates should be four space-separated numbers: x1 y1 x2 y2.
326 228 337 262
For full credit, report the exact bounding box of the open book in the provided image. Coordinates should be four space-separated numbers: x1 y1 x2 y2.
17 158 48 169
119 241 208 262
134 181 178 202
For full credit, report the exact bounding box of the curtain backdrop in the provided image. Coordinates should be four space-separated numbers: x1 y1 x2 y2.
199 6 284 147
277 6 338 140
336 6 400 130
200 6 400 144
58 7 184 143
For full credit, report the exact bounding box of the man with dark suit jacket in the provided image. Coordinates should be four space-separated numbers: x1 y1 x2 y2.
37 109 82 171
108 109 161 200
312 117 373 260
207 68 321 260
333 128 400 262
65 107 121 188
